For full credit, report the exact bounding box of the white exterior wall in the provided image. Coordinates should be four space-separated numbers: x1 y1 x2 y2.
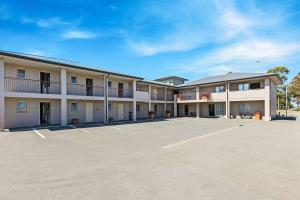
137 102 149 119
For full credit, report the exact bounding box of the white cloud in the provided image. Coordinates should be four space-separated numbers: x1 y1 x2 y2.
61 30 96 39
21 17 70 28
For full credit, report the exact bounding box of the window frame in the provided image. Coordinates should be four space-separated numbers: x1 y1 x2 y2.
17 68 26 79
215 85 225 93
238 83 250 91
16 101 27 113
108 81 112 88
71 103 78 112
108 103 113 111
71 76 77 85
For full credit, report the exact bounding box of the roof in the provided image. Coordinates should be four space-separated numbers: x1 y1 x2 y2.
0 50 143 80
177 72 282 87
154 76 189 82
138 79 174 87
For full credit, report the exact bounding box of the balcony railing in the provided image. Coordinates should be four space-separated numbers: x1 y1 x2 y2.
108 88 133 98
67 83 104 96
4 77 61 94
199 92 212 101
151 92 165 101
167 94 174 101
177 92 196 101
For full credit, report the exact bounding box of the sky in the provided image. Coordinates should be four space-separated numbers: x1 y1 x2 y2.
0 0 300 82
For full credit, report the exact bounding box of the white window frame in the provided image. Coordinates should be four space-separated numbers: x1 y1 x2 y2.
71 76 77 85
16 101 27 113
215 86 225 93
238 83 250 91
71 103 78 112
108 103 113 111
17 68 26 79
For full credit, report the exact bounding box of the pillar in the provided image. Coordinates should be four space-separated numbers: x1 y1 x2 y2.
148 85 151 111
226 82 230 119
0 59 5 131
196 103 200 118
174 94 177 117
60 68 67 126
164 87 167 112
133 80 137 121
264 78 271 121
104 75 108 123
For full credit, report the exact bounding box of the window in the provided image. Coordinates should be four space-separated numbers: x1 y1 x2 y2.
71 76 77 84
215 104 225 116
71 103 78 112
250 82 261 89
17 69 25 79
17 101 27 112
136 104 140 112
108 103 113 111
239 103 250 113
215 86 225 93
108 81 112 88
154 105 158 113
238 83 249 91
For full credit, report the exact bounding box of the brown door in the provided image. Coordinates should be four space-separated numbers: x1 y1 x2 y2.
118 83 124 97
86 78 93 96
40 72 50 94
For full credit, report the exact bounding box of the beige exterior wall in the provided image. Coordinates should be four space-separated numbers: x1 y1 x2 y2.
67 72 104 86
67 100 104 124
137 102 149 119
230 101 265 117
5 97 61 128
107 101 133 121
178 103 196 117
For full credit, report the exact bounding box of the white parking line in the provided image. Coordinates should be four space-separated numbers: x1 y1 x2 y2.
108 126 122 130
69 125 90 133
33 129 46 139
162 126 238 149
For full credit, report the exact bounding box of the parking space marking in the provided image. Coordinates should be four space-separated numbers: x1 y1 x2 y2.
162 126 238 149
33 129 46 139
69 125 90 133
108 126 122 130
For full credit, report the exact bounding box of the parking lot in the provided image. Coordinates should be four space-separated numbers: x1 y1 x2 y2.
0 118 300 200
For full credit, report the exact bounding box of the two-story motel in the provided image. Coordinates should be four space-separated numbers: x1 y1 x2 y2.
0 50 282 131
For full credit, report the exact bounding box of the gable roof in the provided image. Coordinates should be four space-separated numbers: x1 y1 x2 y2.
0 50 143 80
177 72 282 87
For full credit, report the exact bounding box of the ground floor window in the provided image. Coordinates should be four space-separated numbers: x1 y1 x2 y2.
17 101 27 112
136 104 140 112
215 103 225 116
108 103 113 111
71 103 78 112
239 103 250 113
154 105 158 114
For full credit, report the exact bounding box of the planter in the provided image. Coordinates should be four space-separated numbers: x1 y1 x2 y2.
149 113 155 119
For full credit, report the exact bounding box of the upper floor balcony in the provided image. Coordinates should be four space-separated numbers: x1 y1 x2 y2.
4 77 61 94
229 88 265 101
151 92 165 101
67 83 104 97
177 92 196 101
108 87 133 98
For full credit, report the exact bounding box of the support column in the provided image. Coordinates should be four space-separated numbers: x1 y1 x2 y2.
104 75 109 123
148 85 151 111
60 68 67 126
0 59 5 131
174 94 177 117
264 78 271 121
196 87 200 118
133 80 137 121
226 82 230 119
164 87 167 112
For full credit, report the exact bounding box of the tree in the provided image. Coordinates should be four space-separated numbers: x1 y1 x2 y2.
290 72 300 100
267 66 291 110
267 66 289 82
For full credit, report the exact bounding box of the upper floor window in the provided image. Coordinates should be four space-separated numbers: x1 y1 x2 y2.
16 101 27 113
215 86 225 93
108 81 112 88
238 83 249 91
17 69 25 79
71 76 77 84
250 82 261 89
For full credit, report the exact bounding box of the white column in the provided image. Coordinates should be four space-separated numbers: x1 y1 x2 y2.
60 68 67 126
148 85 151 111
133 80 137 121
104 75 108 123
0 59 5 131
174 94 177 117
264 78 271 121
226 82 230 119
196 87 200 118
164 87 167 112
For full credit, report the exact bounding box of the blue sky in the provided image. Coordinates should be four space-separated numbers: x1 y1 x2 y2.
0 0 300 82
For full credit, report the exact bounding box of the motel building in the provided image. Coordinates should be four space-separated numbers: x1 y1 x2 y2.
0 50 282 131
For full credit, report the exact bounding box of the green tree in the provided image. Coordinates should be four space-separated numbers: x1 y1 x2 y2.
290 72 300 100
267 66 289 82
267 66 291 109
